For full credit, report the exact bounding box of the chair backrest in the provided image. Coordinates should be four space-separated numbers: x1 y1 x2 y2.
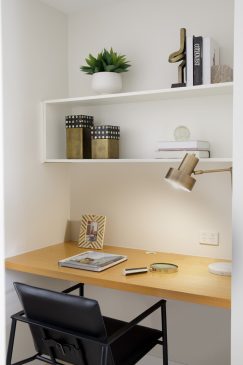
14 282 112 365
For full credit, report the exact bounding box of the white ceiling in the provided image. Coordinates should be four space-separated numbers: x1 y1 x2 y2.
40 0 116 14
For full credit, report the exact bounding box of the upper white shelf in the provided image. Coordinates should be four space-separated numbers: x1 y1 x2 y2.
45 158 232 164
43 82 233 106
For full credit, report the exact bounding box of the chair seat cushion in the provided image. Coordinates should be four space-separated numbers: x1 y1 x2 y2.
103 316 162 365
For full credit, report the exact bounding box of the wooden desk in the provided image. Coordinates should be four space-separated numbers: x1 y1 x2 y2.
5 241 231 309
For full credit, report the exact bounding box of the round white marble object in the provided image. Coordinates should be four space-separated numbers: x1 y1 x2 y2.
174 125 191 141
208 262 232 276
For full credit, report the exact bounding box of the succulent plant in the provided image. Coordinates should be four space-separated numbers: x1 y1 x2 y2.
80 48 131 74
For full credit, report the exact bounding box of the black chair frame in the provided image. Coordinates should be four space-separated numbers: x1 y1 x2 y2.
6 283 168 365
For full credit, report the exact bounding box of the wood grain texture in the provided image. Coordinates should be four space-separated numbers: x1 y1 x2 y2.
5 241 231 308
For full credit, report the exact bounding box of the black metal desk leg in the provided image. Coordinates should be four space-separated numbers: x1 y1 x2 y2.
62 283 84 296
79 283 84 296
6 318 17 365
161 301 168 365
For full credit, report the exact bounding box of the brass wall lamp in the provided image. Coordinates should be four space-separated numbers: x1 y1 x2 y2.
165 153 232 276
165 153 232 192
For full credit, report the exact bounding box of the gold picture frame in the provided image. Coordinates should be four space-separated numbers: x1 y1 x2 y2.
78 214 106 249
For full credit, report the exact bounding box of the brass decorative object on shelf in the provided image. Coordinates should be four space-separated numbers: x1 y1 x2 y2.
91 125 120 159
168 28 186 88
66 115 93 159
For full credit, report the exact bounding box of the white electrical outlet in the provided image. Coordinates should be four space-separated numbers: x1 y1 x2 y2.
199 231 219 246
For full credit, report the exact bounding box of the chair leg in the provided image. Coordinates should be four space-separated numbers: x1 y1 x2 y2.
161 301 168 365
6 318 17 365
6 318 39 365
101 345 109 365
9 355 39 365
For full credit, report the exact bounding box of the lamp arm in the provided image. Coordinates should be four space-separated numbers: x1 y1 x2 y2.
193 167 232 175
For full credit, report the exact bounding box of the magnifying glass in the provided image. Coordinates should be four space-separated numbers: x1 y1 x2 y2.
150 263 178 273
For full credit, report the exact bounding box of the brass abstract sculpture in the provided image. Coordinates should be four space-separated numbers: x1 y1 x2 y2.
168 28 186 88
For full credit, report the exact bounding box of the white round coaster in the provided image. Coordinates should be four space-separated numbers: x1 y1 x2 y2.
208 262 232 276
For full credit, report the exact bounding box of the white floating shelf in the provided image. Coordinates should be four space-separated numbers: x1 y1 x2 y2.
43 82 233 107
43 83 233 163
44 158 232 164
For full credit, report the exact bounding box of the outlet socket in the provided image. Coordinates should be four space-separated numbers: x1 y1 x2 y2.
200 231 219 246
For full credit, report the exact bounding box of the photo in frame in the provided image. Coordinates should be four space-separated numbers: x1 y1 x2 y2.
78 214 106 249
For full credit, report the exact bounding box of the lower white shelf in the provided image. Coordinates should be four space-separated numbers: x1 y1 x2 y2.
44 158 232 164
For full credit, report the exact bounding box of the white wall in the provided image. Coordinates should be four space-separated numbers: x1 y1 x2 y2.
0 0 5 361
68 0 233 259
2 0 70 362
232 0 243 363
67 1 233 364
70 161 232 259
2 0 70 257
68 0 233 96
68 0 233 258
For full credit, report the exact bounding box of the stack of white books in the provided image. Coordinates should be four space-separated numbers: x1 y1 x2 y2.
58 251 127 272
155 140 210 159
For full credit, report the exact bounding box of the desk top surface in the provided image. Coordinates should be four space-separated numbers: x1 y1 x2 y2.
5 241 231 308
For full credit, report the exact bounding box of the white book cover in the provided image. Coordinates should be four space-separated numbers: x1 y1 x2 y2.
186 36 193 86
154 150 210 159
156 140 210 150
203 37 220 84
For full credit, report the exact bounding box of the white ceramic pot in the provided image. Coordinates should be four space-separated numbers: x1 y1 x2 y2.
91 72 122 94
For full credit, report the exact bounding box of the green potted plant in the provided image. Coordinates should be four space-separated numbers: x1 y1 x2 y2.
80 48 131 94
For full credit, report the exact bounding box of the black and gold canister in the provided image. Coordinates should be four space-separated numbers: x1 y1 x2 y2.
65 115 93 159
91 125 120 159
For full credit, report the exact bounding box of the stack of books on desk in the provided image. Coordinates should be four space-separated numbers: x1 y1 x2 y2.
155 140 210 159
58 251 127 272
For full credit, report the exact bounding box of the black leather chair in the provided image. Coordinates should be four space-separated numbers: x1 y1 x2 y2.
6 282 168 365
